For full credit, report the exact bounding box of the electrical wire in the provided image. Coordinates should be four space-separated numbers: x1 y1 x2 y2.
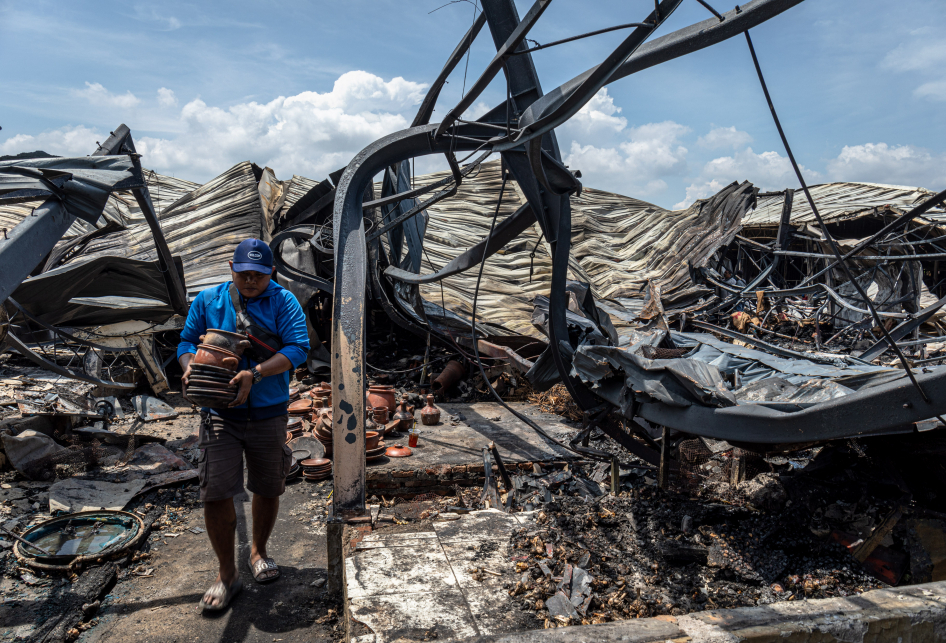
467 160 611 462
745 31 934 407
366 354 455 374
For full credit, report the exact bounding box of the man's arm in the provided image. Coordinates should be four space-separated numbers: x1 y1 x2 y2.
177 294 207 389
228 291 309 407
228 353 292 407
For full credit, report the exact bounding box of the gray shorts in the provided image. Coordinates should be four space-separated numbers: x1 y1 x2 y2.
197 412 292 501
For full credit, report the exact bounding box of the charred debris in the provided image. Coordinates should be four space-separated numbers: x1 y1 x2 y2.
1 0 945 631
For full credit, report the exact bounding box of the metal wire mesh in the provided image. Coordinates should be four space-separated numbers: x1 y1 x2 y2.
675 438 771 503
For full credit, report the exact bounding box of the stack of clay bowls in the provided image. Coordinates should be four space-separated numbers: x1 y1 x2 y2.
301 457 332 481
313 404 333 457
185 329 249 407
289 398 314 418
366 427 387 463
286 416 305 442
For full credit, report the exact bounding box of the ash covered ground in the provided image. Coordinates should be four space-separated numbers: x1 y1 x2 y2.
498 432 946 628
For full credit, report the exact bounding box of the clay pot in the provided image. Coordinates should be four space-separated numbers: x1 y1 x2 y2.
373 406 389 425
367 385 396 412
199 329 251 356
420 394 441 426
432 360 465 397
194 344 239 371
393 399 414 432
365 431 381 450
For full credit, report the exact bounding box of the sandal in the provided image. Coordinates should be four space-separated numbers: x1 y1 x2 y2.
198 577 242 612
248 556 280 583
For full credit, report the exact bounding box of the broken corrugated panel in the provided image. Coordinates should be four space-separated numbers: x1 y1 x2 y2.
51 162 265 300
745 182 945 228
409 162 753 340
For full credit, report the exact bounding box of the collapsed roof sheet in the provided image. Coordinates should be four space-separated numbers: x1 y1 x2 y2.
413 161 752 338
745 182 945 228
46 161 264 300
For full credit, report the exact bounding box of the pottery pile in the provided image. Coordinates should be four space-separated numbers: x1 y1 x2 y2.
301 457 332 481
185 329 250 407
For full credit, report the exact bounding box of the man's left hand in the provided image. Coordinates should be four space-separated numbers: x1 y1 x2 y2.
230 369 254 407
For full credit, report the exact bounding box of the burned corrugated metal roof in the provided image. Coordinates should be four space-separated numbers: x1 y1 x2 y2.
44 161 265 300
745 182 945 228
410 161 754 339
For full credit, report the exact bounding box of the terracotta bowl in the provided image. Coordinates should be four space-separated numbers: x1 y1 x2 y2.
365 431 381 450
199 329 251 355
194 344 239 370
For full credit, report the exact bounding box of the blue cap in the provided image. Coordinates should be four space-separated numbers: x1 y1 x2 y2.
232 238 273 274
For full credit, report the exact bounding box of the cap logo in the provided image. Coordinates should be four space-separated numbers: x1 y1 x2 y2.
248 250 263 260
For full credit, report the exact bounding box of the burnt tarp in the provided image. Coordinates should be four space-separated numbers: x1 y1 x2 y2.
571 341 738 416
668 332 891 385
11 255 183 326
568 329 946 444
572 330 894 415
527 281 619 391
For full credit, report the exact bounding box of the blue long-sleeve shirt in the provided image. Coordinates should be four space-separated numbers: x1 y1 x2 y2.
177 280 310 420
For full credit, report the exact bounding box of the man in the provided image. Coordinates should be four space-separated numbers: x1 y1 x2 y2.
177 238 309 611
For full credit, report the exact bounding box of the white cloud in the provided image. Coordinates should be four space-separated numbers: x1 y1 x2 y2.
697 126 753 150
677 147 817 209
2 71 428 182
0 125 103 158
881 40 946 73
826 142 946 189
881 39 946 102
461 101 492 121
915 80 946 102
157 87 178 107
557 89 689 197
75 82 141 109
134 70 427 180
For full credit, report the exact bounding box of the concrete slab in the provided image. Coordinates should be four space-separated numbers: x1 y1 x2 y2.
442 539 517 588
462 584 538 636
346 545 458 599
345 509 536 642
370 402 578 472
434 508 522 543
349 590 479 643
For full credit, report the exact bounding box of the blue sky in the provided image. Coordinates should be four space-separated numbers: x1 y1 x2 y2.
1 0 944 209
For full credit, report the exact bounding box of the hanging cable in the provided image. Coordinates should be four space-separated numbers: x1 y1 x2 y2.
745 30 933 404
468 160 611 462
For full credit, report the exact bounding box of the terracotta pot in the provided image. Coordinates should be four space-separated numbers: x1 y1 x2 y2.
194 344 239 370
367 385 396 412
420 394 441 426
432 360 465 397
373 406 389 424
199 329 251 356
365 431 381 450
393 399 414 431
